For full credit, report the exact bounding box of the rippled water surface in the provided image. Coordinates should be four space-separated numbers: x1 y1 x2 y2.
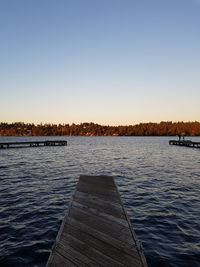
0 136 200 266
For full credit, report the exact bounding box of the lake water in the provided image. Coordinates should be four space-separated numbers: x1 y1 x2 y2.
0 136 200 266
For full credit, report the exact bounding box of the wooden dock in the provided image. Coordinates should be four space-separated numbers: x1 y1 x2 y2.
0 140 67 149
169 140 200 148
46 175 147 267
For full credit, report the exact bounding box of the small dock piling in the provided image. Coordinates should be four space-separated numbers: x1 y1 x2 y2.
46 175 147 267
0 140 67 149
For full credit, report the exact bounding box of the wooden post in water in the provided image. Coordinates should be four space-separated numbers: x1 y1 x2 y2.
46 175 147 267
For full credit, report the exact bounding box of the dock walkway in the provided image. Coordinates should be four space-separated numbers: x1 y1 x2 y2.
169 140 200 148
0 140 67 149
47 175 147 267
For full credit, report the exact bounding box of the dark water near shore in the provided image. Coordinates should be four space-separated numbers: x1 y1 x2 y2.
0 136 200 267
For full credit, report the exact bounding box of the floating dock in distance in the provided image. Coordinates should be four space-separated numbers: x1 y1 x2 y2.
46 175 147 267
169 140 200 148
0 140 67 149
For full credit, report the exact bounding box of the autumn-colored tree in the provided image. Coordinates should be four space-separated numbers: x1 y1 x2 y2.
0 121 200 136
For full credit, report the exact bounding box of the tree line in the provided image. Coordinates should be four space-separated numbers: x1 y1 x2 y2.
0 121 200 136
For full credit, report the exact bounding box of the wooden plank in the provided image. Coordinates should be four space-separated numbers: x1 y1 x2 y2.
77 175 116 189
56 243 98 266
74 190 125 218
47 175 147 267
68 205 134 244
80 175 115 186
63 219 141 265
71 200 127 226
48 252 77 267
60 232 125 267
77 181 119 198
76 185 120 203
66 216 139 254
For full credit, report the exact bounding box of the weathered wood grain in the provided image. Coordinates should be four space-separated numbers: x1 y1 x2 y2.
46 175 147 267
74 190 125 218
49 252 77 267
71 200 128 226
66 216 139 256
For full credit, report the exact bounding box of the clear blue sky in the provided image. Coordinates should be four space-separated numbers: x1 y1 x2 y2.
0 0 199 125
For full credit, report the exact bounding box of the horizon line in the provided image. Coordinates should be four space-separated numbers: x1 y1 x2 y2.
0 120 199 127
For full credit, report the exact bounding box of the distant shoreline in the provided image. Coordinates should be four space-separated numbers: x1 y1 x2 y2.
0 121 200 136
